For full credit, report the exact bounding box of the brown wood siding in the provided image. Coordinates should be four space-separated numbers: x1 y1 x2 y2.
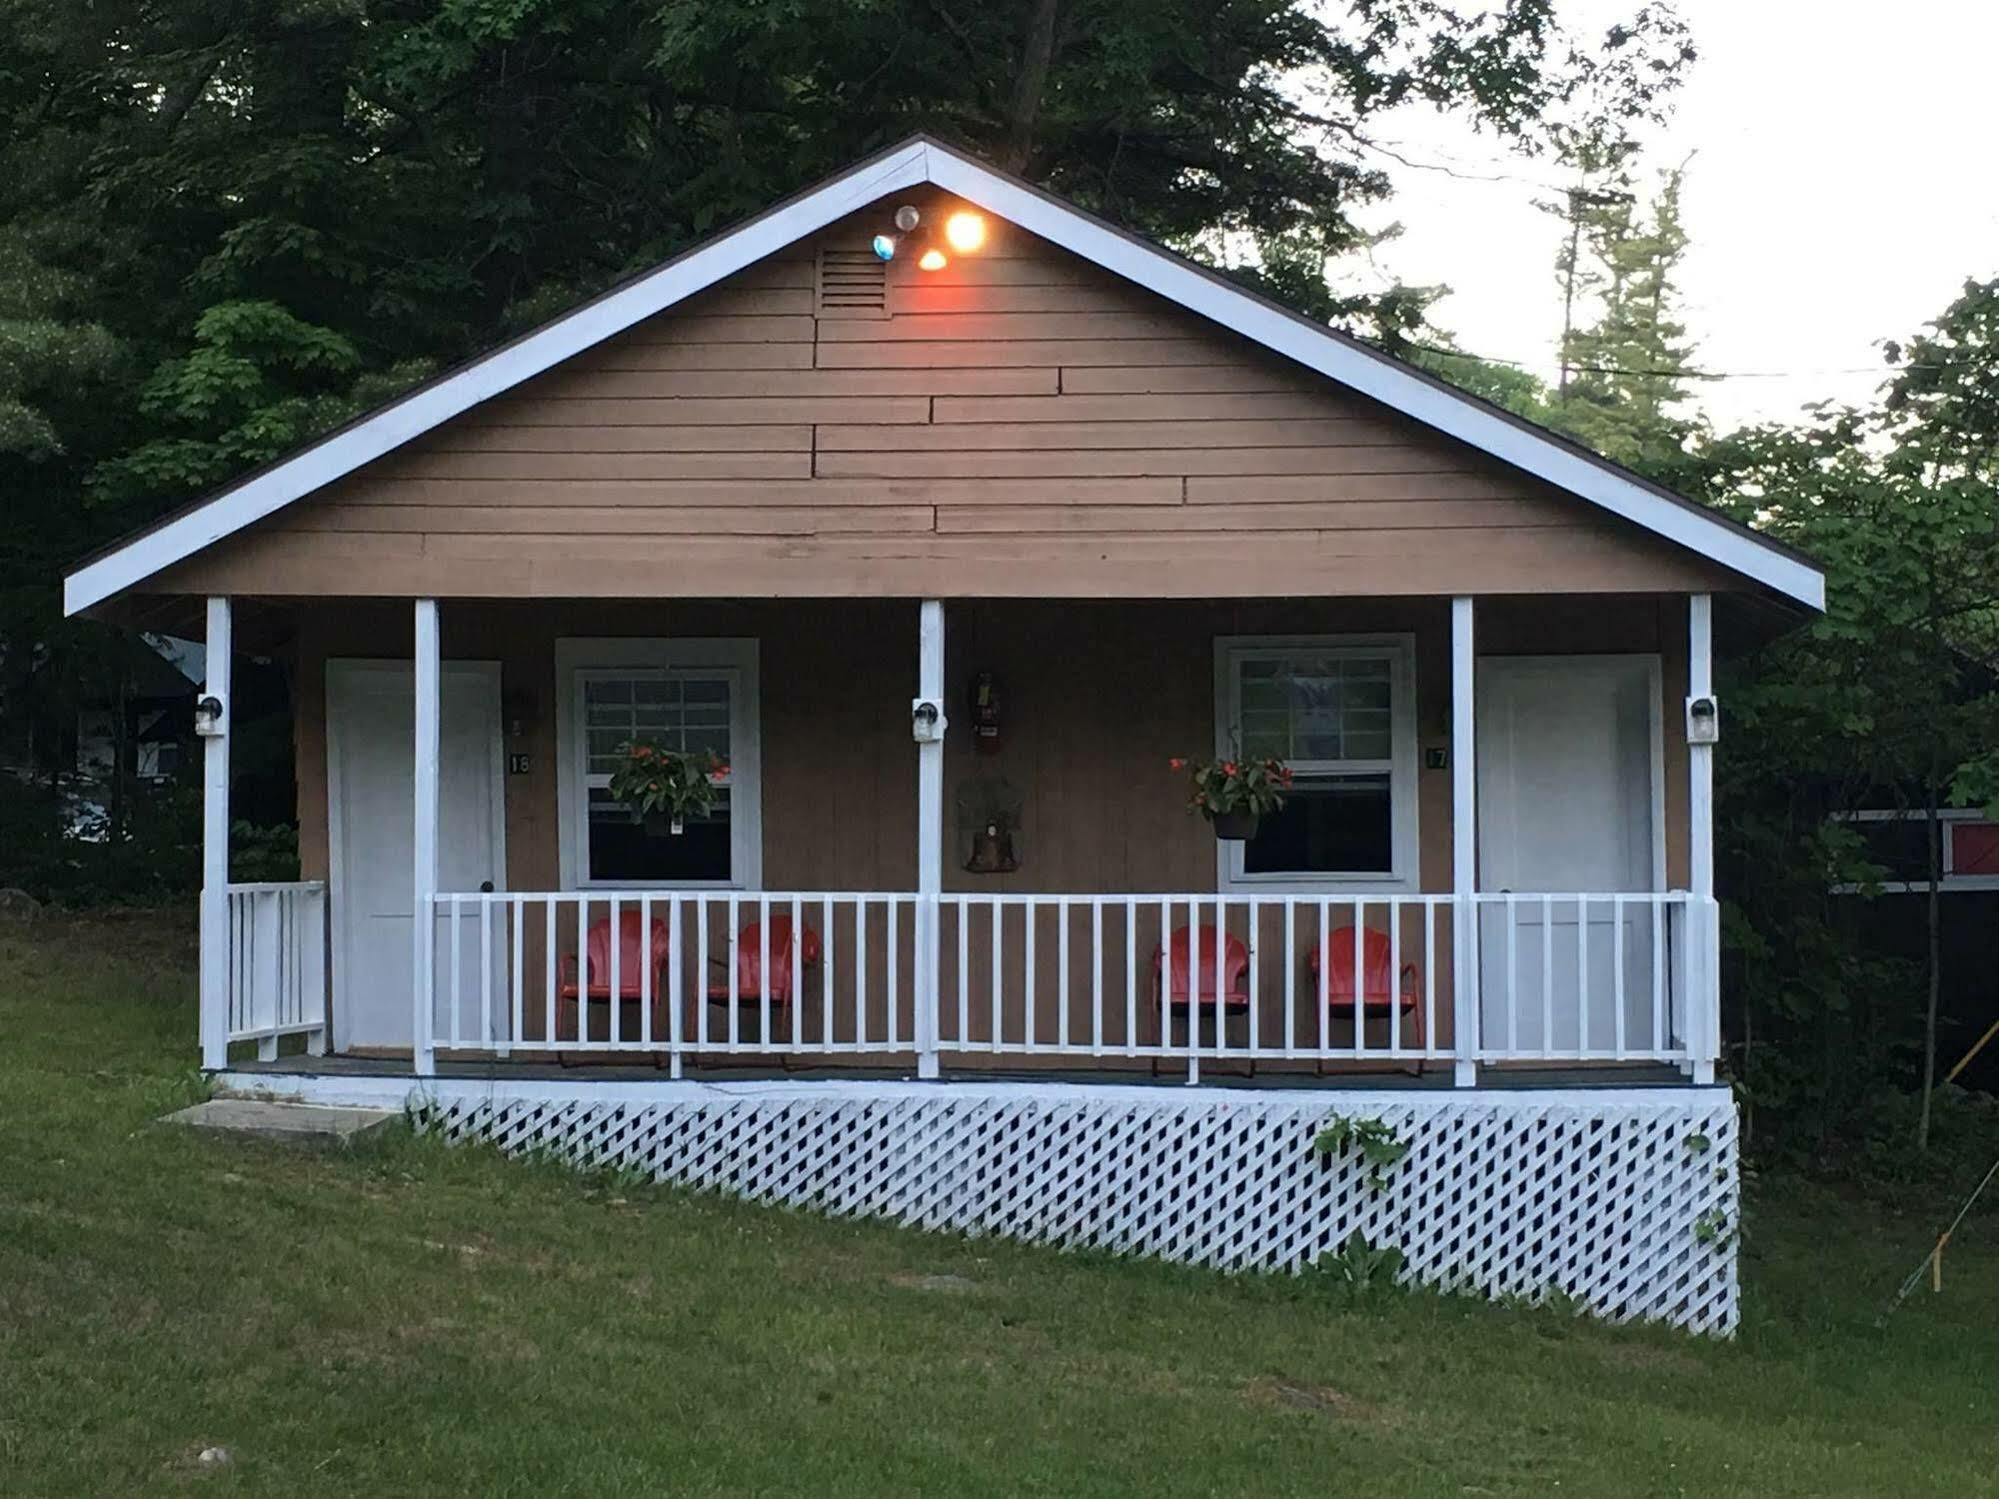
155 193 1735 601
286 594 1691 1063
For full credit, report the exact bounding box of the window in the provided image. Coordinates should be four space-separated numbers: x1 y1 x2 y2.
1215 637 1417 890
557 640 760 890
1830 809 1999 893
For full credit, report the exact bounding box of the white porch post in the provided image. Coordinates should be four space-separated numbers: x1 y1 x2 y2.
1688 593 1717 1086
914 599 946 1080
412 598 440 1076
198 596 232 1071
1451 596 1480 1088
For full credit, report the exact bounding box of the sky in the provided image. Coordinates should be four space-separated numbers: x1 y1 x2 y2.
1340 0 1999 431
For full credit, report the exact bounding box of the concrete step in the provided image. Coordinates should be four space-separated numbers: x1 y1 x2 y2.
163 1097 398 1143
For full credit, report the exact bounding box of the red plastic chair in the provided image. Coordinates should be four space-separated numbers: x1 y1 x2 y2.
556 911 670 1044
1152 925 1251 1010
708 915 823 1006
1308 926 1423 1049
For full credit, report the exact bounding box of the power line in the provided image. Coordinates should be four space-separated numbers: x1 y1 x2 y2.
1393 338 1969 384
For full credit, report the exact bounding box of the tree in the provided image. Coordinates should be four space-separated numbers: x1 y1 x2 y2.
1679 280 1999 1155
1544 162 1702 468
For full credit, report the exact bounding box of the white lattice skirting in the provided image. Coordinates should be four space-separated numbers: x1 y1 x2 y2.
402 1081 1739 1335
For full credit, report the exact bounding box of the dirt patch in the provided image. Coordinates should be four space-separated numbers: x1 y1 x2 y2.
1245 1376 1396 1427
889 1271 980 1293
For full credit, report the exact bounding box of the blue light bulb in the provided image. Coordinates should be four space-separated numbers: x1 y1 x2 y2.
871 233 896 261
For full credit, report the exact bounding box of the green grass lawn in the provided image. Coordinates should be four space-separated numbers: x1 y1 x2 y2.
3 912 1996 1497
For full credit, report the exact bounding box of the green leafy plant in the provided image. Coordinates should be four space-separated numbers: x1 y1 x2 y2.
1312 1113 1410 1191
605 740 727 827
1692 1208 1733 1247
1168 755 1293 821
1309 1230 1406 1297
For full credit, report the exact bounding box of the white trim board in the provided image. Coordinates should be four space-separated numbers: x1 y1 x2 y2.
63 135 1824 615
213 1068 1732 1114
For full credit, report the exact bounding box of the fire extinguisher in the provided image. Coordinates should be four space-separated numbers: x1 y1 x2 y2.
969 670 1002 754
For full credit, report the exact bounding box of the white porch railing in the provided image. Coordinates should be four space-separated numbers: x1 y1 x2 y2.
225 881 328 1057
417 889 1716 1082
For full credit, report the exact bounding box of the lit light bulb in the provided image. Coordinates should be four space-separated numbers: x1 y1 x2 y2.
871 233 896 261
944 212 987 253
894 205 921 232
917 248 948 272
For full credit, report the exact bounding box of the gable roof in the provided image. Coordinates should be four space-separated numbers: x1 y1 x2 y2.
63 134 1825 615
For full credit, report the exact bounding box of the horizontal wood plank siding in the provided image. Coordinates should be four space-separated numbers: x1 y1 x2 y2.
151 188 1737 601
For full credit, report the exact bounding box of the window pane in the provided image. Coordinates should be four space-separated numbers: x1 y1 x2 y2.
587 787 731 882
1243 776 1393 876
1233 652 1393 767
583 672 731 776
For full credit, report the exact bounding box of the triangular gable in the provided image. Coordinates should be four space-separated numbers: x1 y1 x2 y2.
64 135 1823 614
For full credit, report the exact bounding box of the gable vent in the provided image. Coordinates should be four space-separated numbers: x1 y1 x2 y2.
817 248 889 317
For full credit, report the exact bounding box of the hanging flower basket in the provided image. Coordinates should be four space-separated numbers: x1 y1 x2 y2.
607 741 728 837
1168 755 1293 842
1209 808 1262 842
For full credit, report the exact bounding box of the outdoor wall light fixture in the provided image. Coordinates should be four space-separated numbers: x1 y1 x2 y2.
1686 694 1720 745
874 205 985 271
911 697 946 744
194 694 225 737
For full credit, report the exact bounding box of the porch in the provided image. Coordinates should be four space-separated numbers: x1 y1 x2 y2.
200 591 1724 1091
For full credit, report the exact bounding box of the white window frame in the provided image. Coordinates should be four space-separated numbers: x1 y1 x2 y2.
1212 634 1420 894
555 638 761 892
1829 808 1999 894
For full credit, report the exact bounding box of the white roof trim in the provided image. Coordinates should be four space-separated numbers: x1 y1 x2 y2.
66 136 1823 614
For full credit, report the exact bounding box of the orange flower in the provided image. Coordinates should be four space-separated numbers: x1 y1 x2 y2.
1169 757 1187 771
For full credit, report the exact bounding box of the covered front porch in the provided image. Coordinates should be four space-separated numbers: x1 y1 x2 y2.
200 590 1723 1090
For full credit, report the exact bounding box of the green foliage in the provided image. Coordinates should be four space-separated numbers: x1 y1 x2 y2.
1312 1113 1410 1191
1307 1229 1407 1298
605 741 727 824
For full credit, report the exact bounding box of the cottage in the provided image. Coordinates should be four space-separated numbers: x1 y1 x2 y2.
65 137 1824 1333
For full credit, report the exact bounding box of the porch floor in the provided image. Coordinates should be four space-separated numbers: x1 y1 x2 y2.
223 1051 1687 1091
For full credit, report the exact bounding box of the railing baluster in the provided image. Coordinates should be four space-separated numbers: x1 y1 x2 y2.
1247 896 1261 1060
804 894 817 1050
1353 902 1367 1060
698 895 711 1052
1651 894 1666 1055
1576 893 1589 1058
854 897 867 1052
1157 901 1172 1062
1388 898 1402 1054
668 896 683 1078
956 896 970 1047
758 894 771 1049
1057 898 1071 1051
1613 895 1627 1061
727 894 740 1052
1284 897 1297 1057
479 896 494 1051
1506 893 1518 1057
1540 896 1554 1054
449 895 462 1052
1091 900 1104 1057
608 894 622 1050
990 897 1004 1054
886 898 899 1051
508 895 523 1057
1023 897 1037 1053
1124 898 1137 1058
544 899 556 1048
640 893 654 1052
1424 901 1437 1060
1317 899 1330 1055
575 898 588 1047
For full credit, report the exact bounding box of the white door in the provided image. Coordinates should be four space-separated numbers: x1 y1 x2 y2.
327 661 507 1052
1477 656 1663 1055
